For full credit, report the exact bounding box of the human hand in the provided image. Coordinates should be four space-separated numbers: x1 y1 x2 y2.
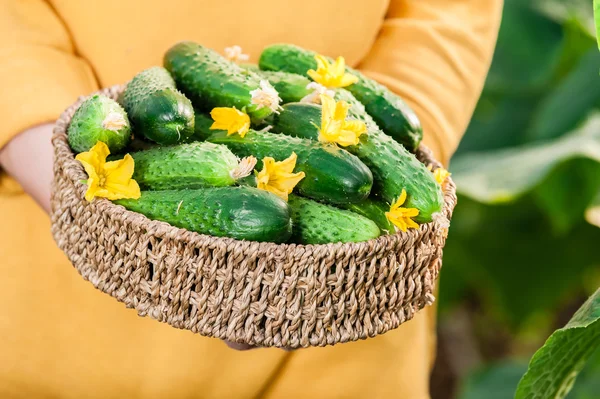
0 123 54 213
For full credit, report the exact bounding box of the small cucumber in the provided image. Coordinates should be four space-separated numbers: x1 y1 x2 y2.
114 187 292 243
259 44 422 151
339 198 395 235
206 129 373 204
68 94 131 153
131 142 247 190
288 195 380 244
272 97 443 223
252 70 312 103
121 66 195 145
164 41 276 122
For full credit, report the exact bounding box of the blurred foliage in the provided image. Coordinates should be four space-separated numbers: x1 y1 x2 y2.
443 0 600 324
440 0 600 397
457 290 600 399
515 289 600 398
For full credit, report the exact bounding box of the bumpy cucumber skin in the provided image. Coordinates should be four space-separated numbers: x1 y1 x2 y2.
339 198 395 235
287 195 380 244
121 66 195 145
130 142 238 190
259 44 422 151
206 129 373 205
68 95 131 153
253 70 312 103
273 99 443 223
114 187 292 243
164 41 273 122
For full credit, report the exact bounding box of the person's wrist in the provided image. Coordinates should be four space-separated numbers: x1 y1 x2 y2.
0 123 54 213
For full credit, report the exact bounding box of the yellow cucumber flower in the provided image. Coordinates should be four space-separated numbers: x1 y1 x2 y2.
308 55 358 88
427 164 451 185
210 107 251 137
75 141 141 202
318 94 367 147
385 189 420 232
223 45 250 63
255 152 305 201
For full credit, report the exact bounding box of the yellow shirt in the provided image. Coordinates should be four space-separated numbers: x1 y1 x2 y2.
0 1 501 398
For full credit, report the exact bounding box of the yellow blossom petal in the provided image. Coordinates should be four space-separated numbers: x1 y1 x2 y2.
333 100 349 121
255 153 305 201
210 107 251 137
434 168 451 185
385 189 420 232
307 54 358 88
318 94 367 147
75 141 141 202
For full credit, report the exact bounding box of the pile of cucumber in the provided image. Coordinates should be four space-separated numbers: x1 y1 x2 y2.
66 41 444 245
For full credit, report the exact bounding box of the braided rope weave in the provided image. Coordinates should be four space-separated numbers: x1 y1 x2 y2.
50 86 457 348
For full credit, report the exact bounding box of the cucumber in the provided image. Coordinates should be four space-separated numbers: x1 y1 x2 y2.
259 44 422 151
287 195 380 244
121 66 195 145
68 94 131 153
239 63 260 72
272 99 443 223
114 187 292 243
130 142 249 190
190 111 215 141
164 41 278 122
339 198 395 235
206 129 373 204
252 70 312 103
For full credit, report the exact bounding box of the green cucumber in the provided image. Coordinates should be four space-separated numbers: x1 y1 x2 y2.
259 44 422 151
130 142 249 190
272 99 443 223
239 63 260 72
121 66 195 145
164 41 278 122
206 129 373 204
114 187 292 243
339 198 395 235
68 94 131 153
287 195 380 244
190 111 215 141
252 70 312 103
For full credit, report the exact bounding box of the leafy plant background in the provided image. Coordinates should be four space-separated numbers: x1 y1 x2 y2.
430 0 600 397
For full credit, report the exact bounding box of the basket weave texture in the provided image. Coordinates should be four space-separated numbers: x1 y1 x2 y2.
50 86 457 348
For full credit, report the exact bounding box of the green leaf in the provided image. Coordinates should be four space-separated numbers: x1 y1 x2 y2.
515 289 600 399
451 115 600 204
527 49 600 142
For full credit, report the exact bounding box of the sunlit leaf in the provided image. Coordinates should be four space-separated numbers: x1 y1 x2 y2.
515 289 600 399
451 115 600 204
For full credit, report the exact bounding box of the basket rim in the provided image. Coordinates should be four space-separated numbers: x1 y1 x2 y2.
52 85 457 255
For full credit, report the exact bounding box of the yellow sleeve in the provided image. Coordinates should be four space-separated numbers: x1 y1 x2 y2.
0 0 98 150
357 0 503 165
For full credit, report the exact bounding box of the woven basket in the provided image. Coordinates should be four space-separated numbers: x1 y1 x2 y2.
50 86 457 348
